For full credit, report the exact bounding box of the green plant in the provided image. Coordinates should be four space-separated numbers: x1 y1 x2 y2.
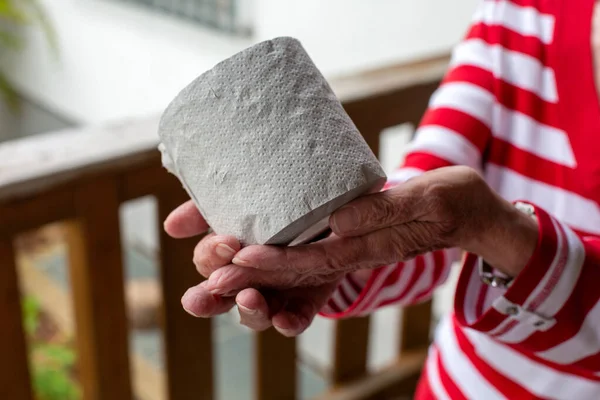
0 0 55 106
22 295 40 336
22 295 81 400
32 344 79 400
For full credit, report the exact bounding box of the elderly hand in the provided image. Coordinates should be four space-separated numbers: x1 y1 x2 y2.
204 166 539 296
164 200 340 336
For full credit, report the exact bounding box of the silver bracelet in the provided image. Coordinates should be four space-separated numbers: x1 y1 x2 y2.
479 258 515 288
478 202 536 289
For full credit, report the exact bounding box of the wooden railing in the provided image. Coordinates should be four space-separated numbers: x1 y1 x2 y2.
0 54 449 400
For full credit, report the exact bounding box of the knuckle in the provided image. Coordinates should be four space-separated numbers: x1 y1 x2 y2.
456 165 480 180
423 180 445 202
424 183 452 217
389 223 446 260
369 194 398 226
283 248 300 274
276 270 304 288
219 268 245 287
297 274 325 287
322 240 370 274
378 228 408 261
192 248 211 277
285 246 321 275
321 245 346 274
193 237 229 277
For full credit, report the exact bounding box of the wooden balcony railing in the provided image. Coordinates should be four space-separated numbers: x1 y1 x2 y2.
0 54 449 400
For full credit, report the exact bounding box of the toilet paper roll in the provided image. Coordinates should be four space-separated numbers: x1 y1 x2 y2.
158 37 387 245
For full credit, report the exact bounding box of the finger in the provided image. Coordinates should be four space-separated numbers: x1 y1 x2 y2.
235 288 272 331
330 178 426 237
271 285 333 337
229 224 442 279
181 281 235 318
207 257 342 296
193 234 241 278
272 309 311 337
327 222 445 265
205 265 295 294
164 200 209 238
231 233 389 275
232 240 333 274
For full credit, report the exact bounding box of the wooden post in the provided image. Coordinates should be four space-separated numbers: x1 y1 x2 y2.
0 237 33 400
399 301 432 354
255 329 296 400
66 178 132 400
157 183 214 400
331 317 370 386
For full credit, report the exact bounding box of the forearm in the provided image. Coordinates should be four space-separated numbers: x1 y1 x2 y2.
349 193 538 289
463 195 539 278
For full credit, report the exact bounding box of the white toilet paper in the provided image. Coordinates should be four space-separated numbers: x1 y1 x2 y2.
158 37 386 245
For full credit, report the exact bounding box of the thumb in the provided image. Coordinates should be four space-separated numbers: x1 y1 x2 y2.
164 200 209 238
330 178 425 237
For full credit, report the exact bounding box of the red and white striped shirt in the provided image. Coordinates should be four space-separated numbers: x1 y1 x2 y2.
321 0 600 398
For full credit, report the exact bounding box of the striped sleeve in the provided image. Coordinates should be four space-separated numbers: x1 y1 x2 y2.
320 248 462 317
320 1 495 318
455 202 600 373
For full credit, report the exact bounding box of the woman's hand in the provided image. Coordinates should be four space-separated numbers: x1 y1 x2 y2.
166 166 538 336
204 166 539 295
164 200 339 336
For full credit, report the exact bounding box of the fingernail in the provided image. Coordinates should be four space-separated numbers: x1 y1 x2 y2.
232 256 253 267
238 304 258 315
215 243 236 259
183 306 200 317
278 328 297 337
331 206 360 233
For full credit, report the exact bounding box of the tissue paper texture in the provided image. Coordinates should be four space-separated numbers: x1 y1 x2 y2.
158 37 386 245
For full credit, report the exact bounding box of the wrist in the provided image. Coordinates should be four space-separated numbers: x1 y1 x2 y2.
466 199 539 277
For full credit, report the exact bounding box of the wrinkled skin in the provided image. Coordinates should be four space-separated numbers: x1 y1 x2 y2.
165 166 538 337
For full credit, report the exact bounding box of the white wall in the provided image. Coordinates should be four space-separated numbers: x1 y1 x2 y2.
255 0 478 76
4 0 253 125
5 0 478 125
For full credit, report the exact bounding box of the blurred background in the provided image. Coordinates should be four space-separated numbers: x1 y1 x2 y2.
1 1 477 399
